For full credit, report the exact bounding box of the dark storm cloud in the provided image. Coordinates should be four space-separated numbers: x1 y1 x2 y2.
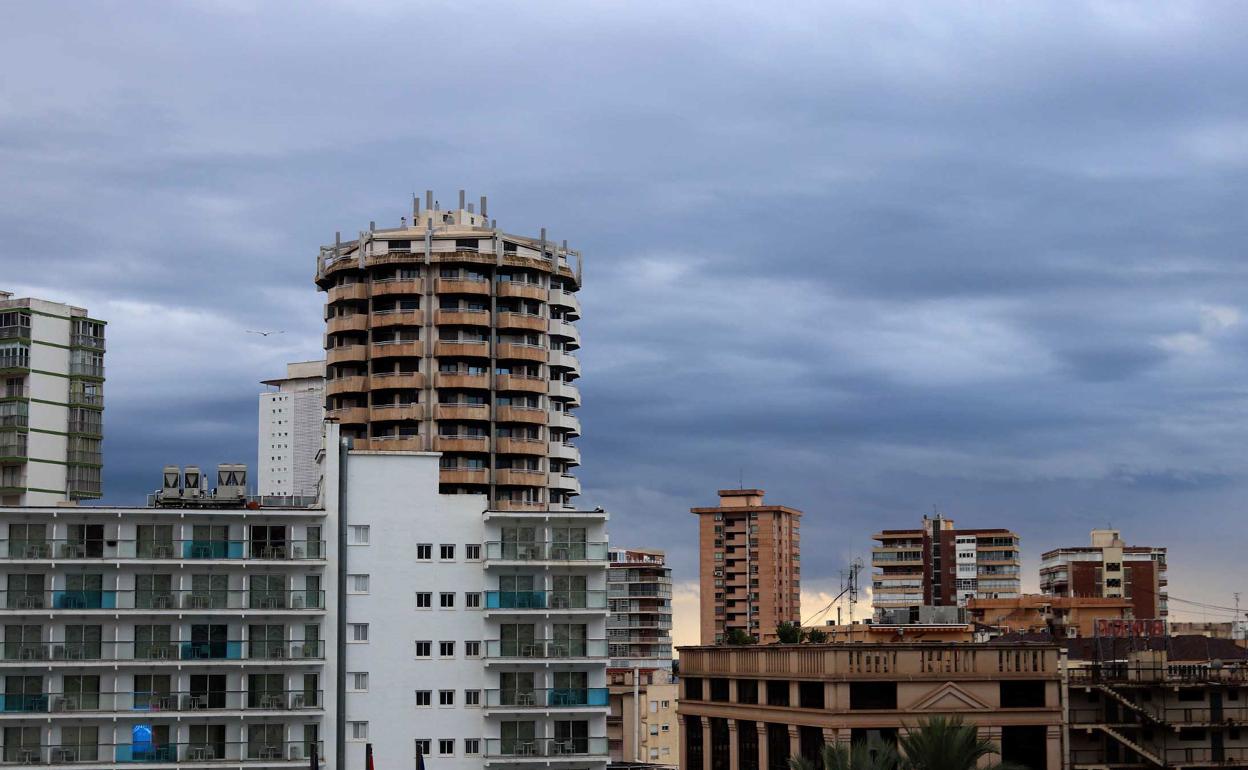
3 0 1248 624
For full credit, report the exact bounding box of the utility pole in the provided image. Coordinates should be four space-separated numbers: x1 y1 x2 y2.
1236 593 1242 640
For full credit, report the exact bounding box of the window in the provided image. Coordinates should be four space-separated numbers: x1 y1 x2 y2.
416 690 431 706
349 574 370 594
416 592 432 609
438 739 454 757
415 641 432 657
439 690 455 706
416 544 432 561
1000 681 1046 708
349 722 368 740
465 641 481 657
465 592 481 609
439 641 455 657
349 526 370 545
415 740 431 758
465 544 481 560
440 544 455 560
464 739 480 755
440 592 455 608
464 689 481 706
350 673 369 692
349 624 369 643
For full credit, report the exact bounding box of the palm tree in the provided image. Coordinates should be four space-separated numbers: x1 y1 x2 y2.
788 740 899 770
897 716 1024 770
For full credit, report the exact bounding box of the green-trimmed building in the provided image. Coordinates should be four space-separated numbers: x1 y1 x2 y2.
0 290 105 504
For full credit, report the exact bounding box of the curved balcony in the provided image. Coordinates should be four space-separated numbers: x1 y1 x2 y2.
369 341 421 359
435 403 490 421
497 343 547 363
549 442 581 464
495 374 547 394
326 406 369 424
440 467 488 485
547 411 581 435
497 312 546 332
327 283 368 303
548 350 580 372
326 345 367 365
548 318 581 346
325 376 367 397
497 406 547 425
360 436 423 452
496 437 546 456
370 278 422 297
549 472 581 495
548 289 582 317
435 278 490 295
370 309 422 329
435 309 490 326
547 381 581 405
369 404 423 422
435 372 488 389
434 435 488 453
495 281 547 301
368 372 424 390
326 314 368 334
494 468 546 487
365 249 422 268
434 340 489 358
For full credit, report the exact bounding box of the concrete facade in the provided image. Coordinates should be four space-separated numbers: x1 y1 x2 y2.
258 360 326 498
968 595 1134 638
1040 529 1168 620
691 490 801 645
607 668 678 768
0 291 105 505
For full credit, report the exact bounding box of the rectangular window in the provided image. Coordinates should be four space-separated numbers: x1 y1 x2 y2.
349 574 369 594
439 641 455 657
438 739 454 757
349 624 369 643
464 739 480 755
465 544 481 560
464 690 481 706
415 740 431 758
440 544 455 560
349 722 368 740
349 526 370 545
416 592 432 609
465 641 481 657
416 544 432 560
439 690 455 706
350 673 369 692
416 690 431 707
465 592 481 609
440 592 455 608
415 641 431 657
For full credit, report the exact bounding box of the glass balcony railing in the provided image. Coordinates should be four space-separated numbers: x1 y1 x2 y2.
483 737 608 758
0 693 49 712
1 590 325 611
0 640 323 663
483 639 607 659
485 590 607 610
1 740 327 764
484 541 607 561
0 539 325 560
0 689 324 713
484 688 609 708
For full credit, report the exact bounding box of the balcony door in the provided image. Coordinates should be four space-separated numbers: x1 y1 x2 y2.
134 624 171 660
552 575 586 608
501 721 537 756
554 720 589 753
190 624 229 659
189 674 227 709
502 526 538 559
499 575 537 608
189 724 226 759
500 624 536 657
66 524 104 557
499 672 535 705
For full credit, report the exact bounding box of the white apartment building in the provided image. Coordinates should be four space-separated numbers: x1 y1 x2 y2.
258 361 325 499
341 446 609 770
0 291 105 505
0 464 338 768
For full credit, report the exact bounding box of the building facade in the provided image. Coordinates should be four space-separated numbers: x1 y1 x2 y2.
340 447 609 770
967 595 1133 638
872 514 1020 616
607 667 679 768
0 465 338 767
0 291 105 505
677 641 1063 770
608 548 673 668
1040 529 1168 619
258 360 326 499
692 490 801 645
314 191 583 511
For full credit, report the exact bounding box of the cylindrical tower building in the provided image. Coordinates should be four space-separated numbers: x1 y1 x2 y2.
314 191 583 510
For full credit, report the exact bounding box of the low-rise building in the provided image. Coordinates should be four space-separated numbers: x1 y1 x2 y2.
677 641 1062 770
608 667 678 768
967 595 1134 638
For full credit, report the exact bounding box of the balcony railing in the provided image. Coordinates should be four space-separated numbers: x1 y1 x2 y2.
484 688 608 708
484 590 607 610
69 362 105 378
0 326 30 341
0 438 27 459
484 639 607 659
0 538 327 561
483 737 608 759
0 589 325 611
70 334 106 351
484 541 607 562
0 689 322 714
0 740 325 765
0 640 323 663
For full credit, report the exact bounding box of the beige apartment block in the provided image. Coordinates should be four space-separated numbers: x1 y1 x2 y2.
608 668 679 767
677 642 1062 770
691 489 801 645
315 191 583 510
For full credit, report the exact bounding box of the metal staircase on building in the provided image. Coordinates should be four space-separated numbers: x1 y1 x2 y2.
1094 683 1164 724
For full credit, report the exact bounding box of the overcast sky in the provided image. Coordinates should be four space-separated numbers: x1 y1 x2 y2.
4 1 1248 642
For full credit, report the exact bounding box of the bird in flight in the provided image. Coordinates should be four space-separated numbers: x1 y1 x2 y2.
246 330 286 337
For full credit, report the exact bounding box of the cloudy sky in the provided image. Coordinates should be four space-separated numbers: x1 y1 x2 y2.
4 1 1248 643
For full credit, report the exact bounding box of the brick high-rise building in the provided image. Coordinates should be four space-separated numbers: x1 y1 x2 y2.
691 489 801 645
1039 529 1167 619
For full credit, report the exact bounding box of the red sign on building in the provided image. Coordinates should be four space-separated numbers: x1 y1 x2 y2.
1095 618 1167 638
